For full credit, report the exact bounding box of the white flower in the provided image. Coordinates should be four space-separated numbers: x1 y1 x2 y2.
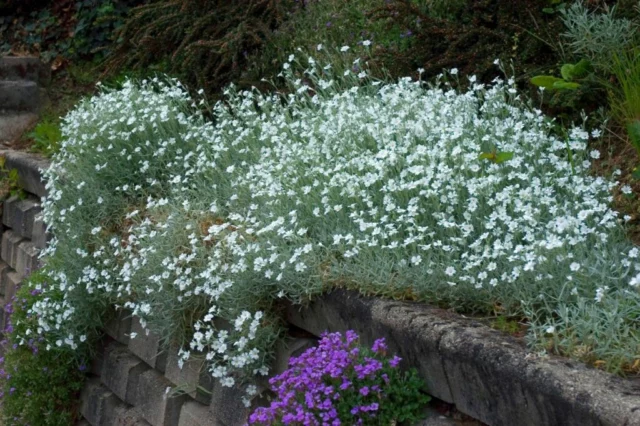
450 68 459 75
621 185 633 195
445 267 456 276
545 326 555 334
594 286 609 303
362 40 372 47
569 262 580 272
590 150 600 159
340 46 350 52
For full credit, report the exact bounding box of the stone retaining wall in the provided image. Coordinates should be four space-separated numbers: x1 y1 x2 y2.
0 150 49 333
78 311 319 426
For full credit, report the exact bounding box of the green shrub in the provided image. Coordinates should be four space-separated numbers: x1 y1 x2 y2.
560 1 638 71
108 0 290 94
366 0 565 81
0 273 91 425
0 0 143 62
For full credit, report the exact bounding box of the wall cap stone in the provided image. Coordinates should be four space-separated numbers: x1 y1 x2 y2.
285 290 640 426
0 149 50 198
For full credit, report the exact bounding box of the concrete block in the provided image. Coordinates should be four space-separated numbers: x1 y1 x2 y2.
91 338 108 377
80 377 127 426
0 57 50 86
31 211 50 249
0 81 41 112
129 316 167 371
0 112 38 144
3 196 40 239
1 230 24 269
165 349 213 404
0 297 6 332
0 150 50 198
179 401 222 426
113 405 152 426
104 308 133 345
208 382 268 426
2 196 18 228
102 341 149 402
3 270 20 304
272 337 317 375
15 240 39 278
130 369 189 426
0 260 11 296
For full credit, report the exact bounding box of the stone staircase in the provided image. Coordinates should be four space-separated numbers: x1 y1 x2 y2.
0 57 50 146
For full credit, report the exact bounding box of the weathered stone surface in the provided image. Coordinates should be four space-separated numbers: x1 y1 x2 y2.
80 377 127 426
113 405 152 426
208 382 268 426
0 112 39 144
272 337 317 376
0 297 6 332
3 270 20 304
130 369 188 426
3 195 41 239
416 407 481 426
0 150 50 197
1 196 18 227
0 57 50 86
1 229 24 269
31 211 49 249
165 349 213 404
15 240 39 278
91 338 108 377
0 80 42 112
179 401 222 426
129 316 167 371
102 341 149 402
285 290 640 426
104 309 133 345
0 260 11 296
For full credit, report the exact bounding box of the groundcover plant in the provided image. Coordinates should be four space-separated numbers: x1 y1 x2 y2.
23 47 640 396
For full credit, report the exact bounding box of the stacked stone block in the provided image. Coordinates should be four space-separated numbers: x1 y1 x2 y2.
0 193 48 331
80 310 318 426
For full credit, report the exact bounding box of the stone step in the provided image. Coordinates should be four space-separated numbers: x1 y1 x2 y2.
0 111 38 144
0 57 50 86
0 81 43 113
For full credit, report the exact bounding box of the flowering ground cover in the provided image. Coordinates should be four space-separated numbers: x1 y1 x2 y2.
248 331 429 425
6 47 640 424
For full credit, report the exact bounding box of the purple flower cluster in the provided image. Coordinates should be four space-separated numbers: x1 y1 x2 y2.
248 331 402 425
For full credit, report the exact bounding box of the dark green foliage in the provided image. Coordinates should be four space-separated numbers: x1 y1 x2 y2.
109 0 290 94
367 0 565 83
0 273 92 425
0 0 144 62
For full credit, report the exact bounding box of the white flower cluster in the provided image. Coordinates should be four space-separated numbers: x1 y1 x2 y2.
26 54 640 382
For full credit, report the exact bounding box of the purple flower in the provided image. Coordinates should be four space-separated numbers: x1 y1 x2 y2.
389 355 402 368
371 338 387 354
248 331 415 425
